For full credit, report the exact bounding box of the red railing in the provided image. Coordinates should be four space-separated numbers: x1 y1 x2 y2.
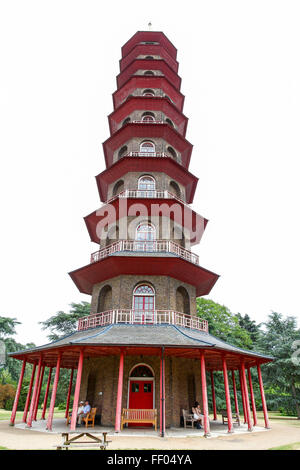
78 309 208 332
90 240 199 265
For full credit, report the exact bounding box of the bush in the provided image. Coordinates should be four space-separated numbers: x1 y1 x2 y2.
57 403 66 411
0 384 16 409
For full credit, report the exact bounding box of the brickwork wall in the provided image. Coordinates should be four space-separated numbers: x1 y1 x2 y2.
90 274 196 316
112 137 182 164
79 354 205 428
117 111 177 131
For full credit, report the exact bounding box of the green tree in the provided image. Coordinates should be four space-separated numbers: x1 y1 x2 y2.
235 313 261 345
196 298 253 349
40 301 91 341
0 317 21 338
258 312 300 418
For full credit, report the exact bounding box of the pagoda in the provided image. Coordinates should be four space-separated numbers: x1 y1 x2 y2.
9 31 272 437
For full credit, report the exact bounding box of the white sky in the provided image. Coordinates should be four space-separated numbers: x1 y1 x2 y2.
0 0 299 345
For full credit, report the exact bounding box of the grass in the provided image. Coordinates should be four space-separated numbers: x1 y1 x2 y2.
270 442 300 450
0 408 66 421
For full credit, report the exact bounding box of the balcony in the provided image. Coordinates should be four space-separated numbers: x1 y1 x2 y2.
78 309 208 333
122 151 169 158
106 189 189 207
90 240 199 265
132 120 164 125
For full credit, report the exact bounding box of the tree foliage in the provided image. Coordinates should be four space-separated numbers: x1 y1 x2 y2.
39 302 91 341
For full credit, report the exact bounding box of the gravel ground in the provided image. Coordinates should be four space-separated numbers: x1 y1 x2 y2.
0 418 299 450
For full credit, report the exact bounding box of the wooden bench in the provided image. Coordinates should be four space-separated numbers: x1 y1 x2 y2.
66 407 97 428
121 408 157 430
82 407 97 428
56 432 111 450
182 409 198 428
221 410 240 426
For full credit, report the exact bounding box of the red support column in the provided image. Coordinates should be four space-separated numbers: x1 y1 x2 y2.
10 359 27 426
41 367 52 420
232 370 239 415
257 363 270 429
65 368 74 418
114 350 124 433
210 371 217 420
27 354 43 427
46 352 62 431
247 367 257 426
33 364 45 421
200 351 210 437
239 368 247 424
22 362 36 423
222 356 233 433
160 347 165 437
70 349 84 431
241 360 253 431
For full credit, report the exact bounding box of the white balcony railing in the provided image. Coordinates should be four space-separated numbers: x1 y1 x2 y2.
78 309 208 333
132 120 164 125
122 151 169 158
106 189 189 207
90 239 199 265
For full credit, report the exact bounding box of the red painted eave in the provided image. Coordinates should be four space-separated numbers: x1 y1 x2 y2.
69 255 219 297
102 123 193 170
112 75 185 113
84 197 208 245
116 59 182 90
121 31 177 60
108 96 188 137
95 157 198 204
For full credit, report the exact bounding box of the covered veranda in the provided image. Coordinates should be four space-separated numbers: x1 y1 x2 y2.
9 330 272 438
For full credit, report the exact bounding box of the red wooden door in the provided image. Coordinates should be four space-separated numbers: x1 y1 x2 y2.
128 380 154 427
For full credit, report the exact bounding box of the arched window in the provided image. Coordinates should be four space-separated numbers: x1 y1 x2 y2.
122 117 131 126
165 118 174 127
144 70 155 75
140 141 155 154
145 56 154 59
112 180 124 197
176 286 190 315
138 175 156 197
143 89 155 97
133 284 155 322
169 180 181 198
130 364 154 377
167 146 177 160
97 285 112 312
135 223 156 252
118 145 128 159
142 112 155 123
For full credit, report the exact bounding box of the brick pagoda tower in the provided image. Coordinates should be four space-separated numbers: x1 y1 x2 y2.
9 31 273 438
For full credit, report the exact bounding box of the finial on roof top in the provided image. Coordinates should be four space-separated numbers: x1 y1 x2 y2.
148 22 152 31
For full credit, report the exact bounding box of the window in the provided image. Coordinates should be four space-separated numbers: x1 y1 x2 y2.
130 365 154 377
142 114 155 123
144 70 155 75
135 223 156 254
138 175 156 192
145 55 154 59
143 89 155 97
140 141 155 154
122 117 131 126
167 146 177 160
165 118 174 127
118 145 128 159
133 284 155 321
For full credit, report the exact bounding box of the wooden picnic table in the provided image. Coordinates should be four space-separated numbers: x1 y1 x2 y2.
56 431 111 450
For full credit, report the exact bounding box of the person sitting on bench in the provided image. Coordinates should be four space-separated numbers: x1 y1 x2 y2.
192 401 204 429
77 400 91 426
